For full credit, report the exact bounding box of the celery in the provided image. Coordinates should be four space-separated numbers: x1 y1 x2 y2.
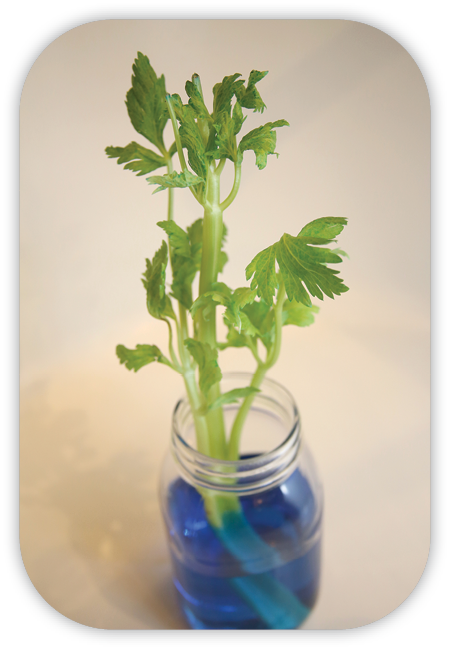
107 53 348 628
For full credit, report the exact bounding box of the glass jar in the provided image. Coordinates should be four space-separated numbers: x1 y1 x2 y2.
159 373 323 630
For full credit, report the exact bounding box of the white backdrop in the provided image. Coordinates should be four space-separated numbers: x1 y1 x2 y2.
20 19 430 630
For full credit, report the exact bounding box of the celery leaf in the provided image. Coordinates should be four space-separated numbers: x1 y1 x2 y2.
116 344 172 371
185 339 222 396
218 325 249 350
125 53 169 152
282 301 319 327
170 99 208 179
236 70 268 113
277 233 348 305
157 220 191 257
191 283 257 335
171 256 198 309
232 101 246 136
212 73 244 119
245 245 278 305
159 221 198 309
185 77 211 122
147 170 205 194
298 216 348 242
238 120 289 169
105 142 167 176
242 300 275 349
222 297 276 351
141 241 176 319
211 112 239 162
245 217 349 307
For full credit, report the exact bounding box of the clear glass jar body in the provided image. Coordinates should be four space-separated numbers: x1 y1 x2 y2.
159 373 323 630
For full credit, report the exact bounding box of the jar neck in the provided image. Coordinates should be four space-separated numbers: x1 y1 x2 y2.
171 373 301 496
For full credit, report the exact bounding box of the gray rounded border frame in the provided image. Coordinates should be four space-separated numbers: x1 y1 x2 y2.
3 3 447 647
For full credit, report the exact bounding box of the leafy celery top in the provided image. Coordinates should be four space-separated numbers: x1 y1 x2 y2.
106 53 349 517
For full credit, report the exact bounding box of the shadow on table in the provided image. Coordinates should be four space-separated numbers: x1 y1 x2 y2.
20 379 188 629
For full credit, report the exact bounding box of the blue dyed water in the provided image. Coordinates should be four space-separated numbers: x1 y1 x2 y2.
166 465 321 630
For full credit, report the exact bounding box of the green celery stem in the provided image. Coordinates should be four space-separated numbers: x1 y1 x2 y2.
227 281 286 461
227 364 268 461
197 164 228 460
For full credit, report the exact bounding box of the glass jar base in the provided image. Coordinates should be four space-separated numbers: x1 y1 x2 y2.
177 586 314 630
167 473 321 630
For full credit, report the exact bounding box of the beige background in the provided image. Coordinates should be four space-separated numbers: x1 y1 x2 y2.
20 19 430 630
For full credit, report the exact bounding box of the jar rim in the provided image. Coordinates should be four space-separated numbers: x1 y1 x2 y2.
171 372 301 494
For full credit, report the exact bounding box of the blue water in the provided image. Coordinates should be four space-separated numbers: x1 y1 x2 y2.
166 466 321 630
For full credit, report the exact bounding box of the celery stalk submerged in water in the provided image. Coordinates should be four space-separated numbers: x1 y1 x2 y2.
106 53 347 629
167 472 319 630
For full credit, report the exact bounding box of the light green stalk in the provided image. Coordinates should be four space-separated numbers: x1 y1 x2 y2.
227 280 286 461
197 162 228 459
220 162 241 211
163 151 210 456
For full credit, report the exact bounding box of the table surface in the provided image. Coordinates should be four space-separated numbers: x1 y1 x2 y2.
19 19 430 631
